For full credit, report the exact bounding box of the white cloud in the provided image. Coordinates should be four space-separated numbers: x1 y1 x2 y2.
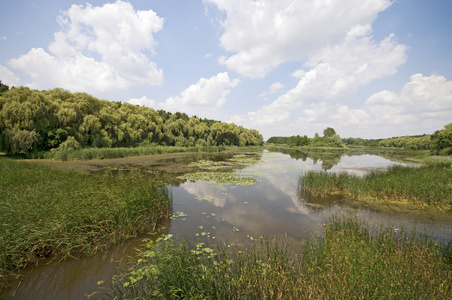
363 73 452 132
206 0 392 77
269 82 284 93
127 96 156 107
8 0 164 95
234 26 406 127
293 73 452 138
0 65 20 86
157 72 240 117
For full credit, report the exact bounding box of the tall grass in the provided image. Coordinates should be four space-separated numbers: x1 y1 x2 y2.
302 216 452 298
105 216 452 299
300 163 452 208
0 158 172 288
25 145 228 161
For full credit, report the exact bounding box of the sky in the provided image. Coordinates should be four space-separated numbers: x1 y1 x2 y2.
1 0 451 140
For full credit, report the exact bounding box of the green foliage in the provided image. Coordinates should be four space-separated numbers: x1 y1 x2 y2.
0 158 172 287
380 134 432 150
323 127 336 137
0 87 264 154
430 123 452 155
109 217 452 299
0 80 9 95
343 137 382 147
268 128 345 148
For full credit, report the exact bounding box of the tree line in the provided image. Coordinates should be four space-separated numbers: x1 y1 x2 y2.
0 85 263 154
378 123 451 155
267 122 452 155
267 127 345 148
378 135 431 150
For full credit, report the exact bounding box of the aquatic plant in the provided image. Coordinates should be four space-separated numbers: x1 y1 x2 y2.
0 158 172 287
299 163 452 208
178 171 262 186
26 145 229 161
107 216 452 299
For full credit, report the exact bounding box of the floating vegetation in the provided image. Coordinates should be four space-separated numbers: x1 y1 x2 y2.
187 160 231 170
179 171 262 186
195 195 218 203
187 153 262 171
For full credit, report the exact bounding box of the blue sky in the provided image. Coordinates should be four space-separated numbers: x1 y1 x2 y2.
1 0 451 139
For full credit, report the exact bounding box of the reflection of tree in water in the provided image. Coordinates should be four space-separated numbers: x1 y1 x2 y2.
276 148 346 170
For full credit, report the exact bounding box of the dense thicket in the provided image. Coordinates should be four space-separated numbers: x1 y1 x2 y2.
267 127 345 148
430 123 452 155
379 135 431 150
0 87 263 154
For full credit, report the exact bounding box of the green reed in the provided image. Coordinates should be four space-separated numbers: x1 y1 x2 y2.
26 145 228 161
300 162 452 208
105 216 451 299
302 216 452 299
0 158 172 287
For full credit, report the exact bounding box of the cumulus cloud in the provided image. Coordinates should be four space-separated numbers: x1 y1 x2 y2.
363 73 452 132
127 96 156 107
157 72 239 117
294 73 452 138
206 0 392 77
269 82 284 93
233 25 406 127
0 65 20 86
8 0 164 95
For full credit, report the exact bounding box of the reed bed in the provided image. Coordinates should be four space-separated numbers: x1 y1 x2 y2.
0 158 172 287
105 216 452 299
299 162 452 208
26 145 228 161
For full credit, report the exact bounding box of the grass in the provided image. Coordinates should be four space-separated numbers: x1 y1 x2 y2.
0 158 173 288
102 216 452 299
299 160 452 209
24 145 229 161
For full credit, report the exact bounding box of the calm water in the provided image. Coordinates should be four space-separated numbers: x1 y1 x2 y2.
2 150 451 299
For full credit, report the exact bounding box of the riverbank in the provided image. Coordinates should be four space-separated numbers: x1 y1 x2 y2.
0 158 173 288
17 145 263 162
106 216 452 299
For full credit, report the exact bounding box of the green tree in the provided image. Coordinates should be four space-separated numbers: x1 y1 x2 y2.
0 80 9 95
430 123 452 155
323 127 336 137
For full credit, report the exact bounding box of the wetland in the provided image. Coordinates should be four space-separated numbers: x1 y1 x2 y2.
1 148 451 299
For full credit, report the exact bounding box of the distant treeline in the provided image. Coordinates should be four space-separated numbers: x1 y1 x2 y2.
378 123 452 155
267 127 345 148
267 123 452 155
0 86 263 154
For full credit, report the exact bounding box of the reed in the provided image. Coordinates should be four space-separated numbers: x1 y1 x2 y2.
26 145 229 161
299 163 452 208
106 216 452 299
302 216 452 298
0 158 172 287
